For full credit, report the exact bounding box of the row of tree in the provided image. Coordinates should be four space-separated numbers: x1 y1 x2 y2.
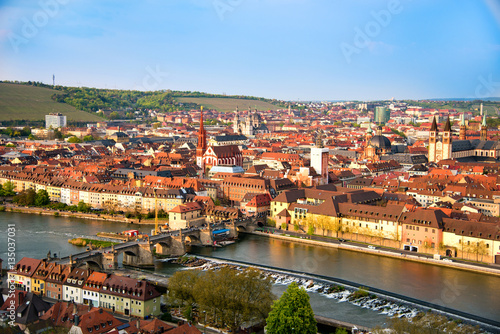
12 188 93 213
0 126 31 138
13 189 50 206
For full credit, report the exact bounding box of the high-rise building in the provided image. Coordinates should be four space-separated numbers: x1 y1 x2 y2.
45 113 67 129
374 106 390 124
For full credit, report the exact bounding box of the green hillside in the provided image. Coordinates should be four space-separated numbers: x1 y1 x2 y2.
175 97 278 112
0 83 104 122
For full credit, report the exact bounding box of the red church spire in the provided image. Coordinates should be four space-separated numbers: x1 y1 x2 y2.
197 106 207 154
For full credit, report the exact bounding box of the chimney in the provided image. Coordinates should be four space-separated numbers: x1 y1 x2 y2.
136 319 140 329
74 314 80 326
99 308 103 314
73 302 78 315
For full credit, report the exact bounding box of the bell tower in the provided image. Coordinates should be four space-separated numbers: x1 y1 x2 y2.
442 116 452 160
428 116 438 163
480 115 488 141
196 106 208 173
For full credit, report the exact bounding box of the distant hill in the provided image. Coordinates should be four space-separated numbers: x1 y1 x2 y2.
0 83 104 122
175 97 278 112
423 97 500 102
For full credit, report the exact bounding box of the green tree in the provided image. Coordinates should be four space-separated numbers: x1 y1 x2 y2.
35 189 50 206
67 136 82 143
77 201 92 213
167 270 200 312
54 129 63 140
307 225 314 236
109 111 120 119
194 267 274 331
1 181 16 196
21 126 31 136
83 135 94 142
265 282 317 334
13 189 36 206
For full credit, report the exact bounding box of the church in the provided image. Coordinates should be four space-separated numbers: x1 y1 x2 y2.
196 107 243 176
428 115 500 163
233 107 269 136
362 124 393 160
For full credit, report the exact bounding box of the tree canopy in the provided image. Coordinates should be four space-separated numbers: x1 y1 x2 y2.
265 282 317 334
0 181 16 196
167 266 274 331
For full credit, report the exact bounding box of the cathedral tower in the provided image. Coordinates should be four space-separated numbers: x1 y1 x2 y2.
428 116 438 163
442 116 452 160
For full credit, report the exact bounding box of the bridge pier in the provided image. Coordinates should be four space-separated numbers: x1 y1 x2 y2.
122 243 155 268
155 235 186 257
199 229 213 246
102 251 118 270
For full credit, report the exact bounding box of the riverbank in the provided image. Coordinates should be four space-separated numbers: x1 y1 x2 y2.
250 230 500 277
2 203 158 225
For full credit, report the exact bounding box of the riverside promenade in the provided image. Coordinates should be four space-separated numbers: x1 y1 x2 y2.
251 228 500 277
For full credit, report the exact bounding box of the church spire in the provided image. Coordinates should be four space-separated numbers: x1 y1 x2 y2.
430 116 438 132
197 106 207 152
367 122 373 134
443 116 452 132
481 114 488 141
199 106 204 133
196 106 208 174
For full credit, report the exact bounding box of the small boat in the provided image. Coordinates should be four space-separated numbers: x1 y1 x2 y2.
218 240 236 246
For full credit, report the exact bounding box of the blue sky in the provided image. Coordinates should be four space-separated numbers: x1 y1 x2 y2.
0 0 499 101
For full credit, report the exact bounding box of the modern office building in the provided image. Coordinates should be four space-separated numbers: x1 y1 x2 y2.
374 106 390 124
45 113 67 129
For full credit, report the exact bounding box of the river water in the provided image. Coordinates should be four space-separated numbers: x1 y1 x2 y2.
1 212 499 329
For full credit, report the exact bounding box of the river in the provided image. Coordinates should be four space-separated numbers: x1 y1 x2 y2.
1 212 499 329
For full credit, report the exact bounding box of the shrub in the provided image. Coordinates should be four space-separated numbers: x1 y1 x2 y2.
349 287 370 300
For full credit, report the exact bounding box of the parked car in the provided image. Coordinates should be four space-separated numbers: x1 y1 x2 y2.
368 245 376 250
338 238 346 242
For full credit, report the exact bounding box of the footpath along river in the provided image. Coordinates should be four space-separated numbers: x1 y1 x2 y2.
1 212 499 329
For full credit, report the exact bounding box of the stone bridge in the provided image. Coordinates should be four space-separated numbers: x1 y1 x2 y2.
56 219 259 270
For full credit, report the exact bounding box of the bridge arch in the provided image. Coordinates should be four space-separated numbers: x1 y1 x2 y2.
77 260 102 271
124 249 138 257
185 235 201 245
